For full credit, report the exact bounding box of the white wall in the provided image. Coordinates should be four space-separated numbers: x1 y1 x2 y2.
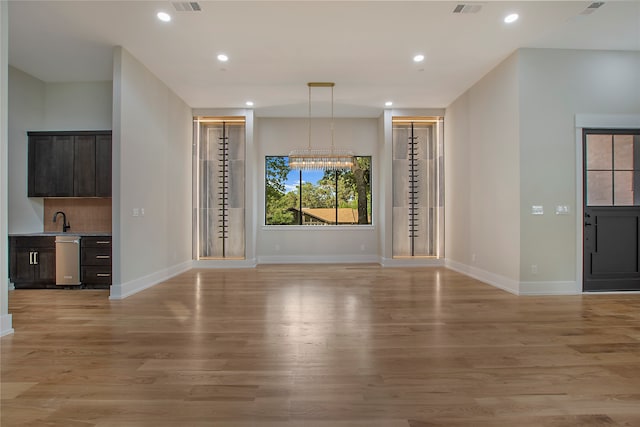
255 117 380 263
444 92 471 266
44 82 112 130
1 0 13 336
110 47 192 298
445 48 640 295
7 68 112 234
518 48 640 291
445 52 521 292
7 67 44 233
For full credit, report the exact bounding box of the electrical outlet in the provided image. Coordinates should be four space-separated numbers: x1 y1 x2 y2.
141 208 145 216
531 264 538 274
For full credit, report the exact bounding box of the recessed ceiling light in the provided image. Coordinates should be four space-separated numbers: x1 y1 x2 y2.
157 12 171 22
217 54 229 62
246 101 254 107
385 101 393 107
413 54 425 62
504 13 519 23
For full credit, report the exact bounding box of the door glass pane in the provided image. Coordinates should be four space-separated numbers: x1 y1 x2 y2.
614 171 634 206
614 135 634 170
587 171 612 206
586 134 612 170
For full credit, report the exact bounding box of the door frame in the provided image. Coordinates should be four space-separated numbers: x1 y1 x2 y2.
575 114 640 293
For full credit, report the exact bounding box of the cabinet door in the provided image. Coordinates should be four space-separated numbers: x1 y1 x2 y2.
74 135 97 197
34 248 56 283
28 135 56 197
95 135 112 197
28 135 74 197
12 248 35 283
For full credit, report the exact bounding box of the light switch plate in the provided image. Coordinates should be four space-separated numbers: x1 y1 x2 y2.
531 205 544 215
555 205 570 215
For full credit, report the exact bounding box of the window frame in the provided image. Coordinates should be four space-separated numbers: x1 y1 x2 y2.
264 155 373 227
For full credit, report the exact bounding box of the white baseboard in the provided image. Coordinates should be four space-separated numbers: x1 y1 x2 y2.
109 260 193 300
445 259 582 295
519 281 579 295
445 259 520 295
258 254 381 264
0 314 14 337
193 258 257 268
380 257 445 267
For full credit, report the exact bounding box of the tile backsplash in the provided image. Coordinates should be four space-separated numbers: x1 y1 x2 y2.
44 198 112 233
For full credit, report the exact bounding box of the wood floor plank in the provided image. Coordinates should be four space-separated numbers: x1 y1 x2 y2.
2 265 640 426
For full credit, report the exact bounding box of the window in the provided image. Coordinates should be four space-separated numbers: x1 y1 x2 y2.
265 156 371 225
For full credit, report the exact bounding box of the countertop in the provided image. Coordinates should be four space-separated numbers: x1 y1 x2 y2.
9 232 112 237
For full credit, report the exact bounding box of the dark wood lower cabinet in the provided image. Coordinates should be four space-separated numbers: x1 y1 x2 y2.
81 236 112 286
9 236 56 286
9 235 112 289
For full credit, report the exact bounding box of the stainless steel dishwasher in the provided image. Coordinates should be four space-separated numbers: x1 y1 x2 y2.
55 235 81 286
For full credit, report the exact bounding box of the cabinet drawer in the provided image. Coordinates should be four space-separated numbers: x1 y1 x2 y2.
82 266 112 284
10 236 55 248
82 237 112 248
81 247 112 266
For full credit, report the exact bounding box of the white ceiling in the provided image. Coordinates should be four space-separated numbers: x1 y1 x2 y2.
8 1 640 117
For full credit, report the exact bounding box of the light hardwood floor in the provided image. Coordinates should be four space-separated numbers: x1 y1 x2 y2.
2 265 640 426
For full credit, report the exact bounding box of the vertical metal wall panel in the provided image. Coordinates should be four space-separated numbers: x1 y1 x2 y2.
392 120 442 258
195 120 246 259
392 207 410 255
392 159 409 207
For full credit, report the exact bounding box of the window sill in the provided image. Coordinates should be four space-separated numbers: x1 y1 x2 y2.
262 225 375 231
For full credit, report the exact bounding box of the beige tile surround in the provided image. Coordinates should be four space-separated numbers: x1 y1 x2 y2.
44 198 112 233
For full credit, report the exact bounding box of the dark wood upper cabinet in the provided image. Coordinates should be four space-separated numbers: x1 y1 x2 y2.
95 135 112 197
29 134 74 197
74 135 97 197
28 131 111 197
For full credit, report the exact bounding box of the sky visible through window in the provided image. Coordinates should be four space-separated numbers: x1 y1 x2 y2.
284 168 324 192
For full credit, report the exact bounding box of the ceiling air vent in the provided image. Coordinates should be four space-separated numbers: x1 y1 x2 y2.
580 2 605 15
172 2 202 12
452 3 483 14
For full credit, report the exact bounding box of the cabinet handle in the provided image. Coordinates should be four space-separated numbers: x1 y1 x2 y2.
96 273 111 277
29 251 34 265
96 255 111 259
33 251 38 265
96 241 111 245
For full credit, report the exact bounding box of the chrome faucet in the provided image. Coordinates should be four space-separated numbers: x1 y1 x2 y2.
52 211 71 232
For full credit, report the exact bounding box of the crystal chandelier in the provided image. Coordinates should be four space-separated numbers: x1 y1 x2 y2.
289 82 355 171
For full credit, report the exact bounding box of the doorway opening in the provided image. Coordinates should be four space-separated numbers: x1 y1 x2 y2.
391 117 444 258
193 117 246 260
